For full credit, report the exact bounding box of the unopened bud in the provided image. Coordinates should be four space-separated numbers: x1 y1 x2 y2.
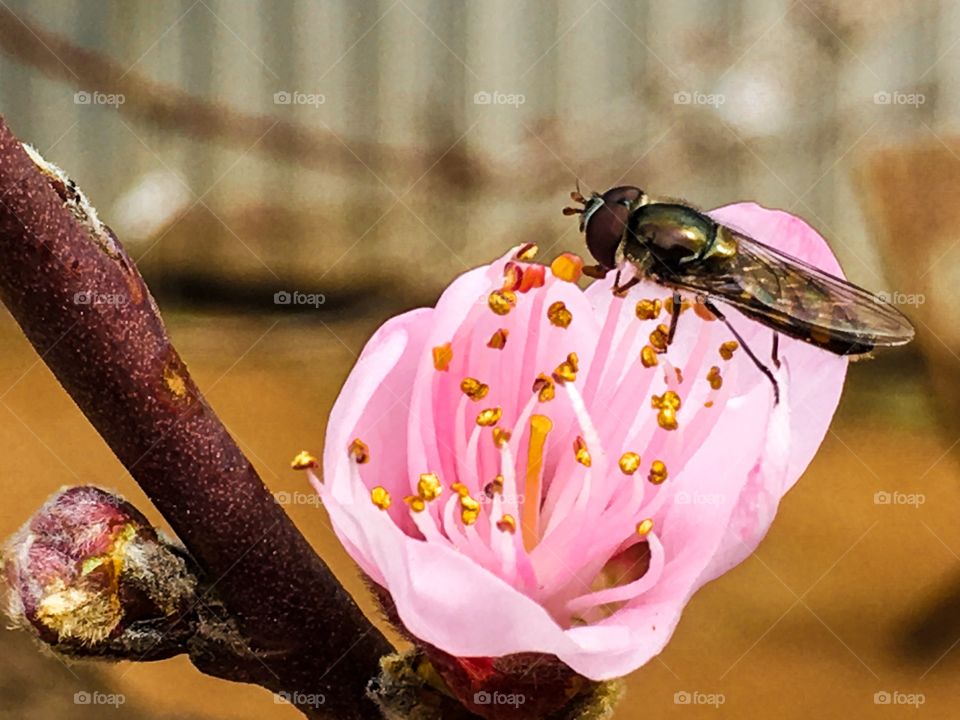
3 486 198 659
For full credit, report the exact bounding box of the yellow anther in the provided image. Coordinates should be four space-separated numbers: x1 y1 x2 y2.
649 323 670 352
719 341 739 360
640 345 658 368
552 357 578 384
348 438 370 464
493 427 512 448
432 343 453 371
648 460 668 485
550 253 584 282
476 406 503 427
636 518 654 536
488 289 517 316
404 495 426 513
497 514 517 533
651 390 682 410
573 435 592 467
707 365 723 390
618 452 641 475
515 243 538 261
547 301 573 328
485 475 505 497
487 328 509 349
417 473 443 502
657 406 678 431
290 450 318 470
533 373 556 402
460 377 489 401
635 298 662 321
370 486 391 510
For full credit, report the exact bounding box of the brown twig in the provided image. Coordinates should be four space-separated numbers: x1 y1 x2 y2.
0 115 391 719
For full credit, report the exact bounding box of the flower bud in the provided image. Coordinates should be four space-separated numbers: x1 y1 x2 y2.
3 486 198 658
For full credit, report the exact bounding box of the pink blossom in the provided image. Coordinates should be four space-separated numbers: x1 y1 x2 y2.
309 203 847 682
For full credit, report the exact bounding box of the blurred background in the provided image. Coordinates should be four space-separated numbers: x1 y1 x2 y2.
1 0 959 717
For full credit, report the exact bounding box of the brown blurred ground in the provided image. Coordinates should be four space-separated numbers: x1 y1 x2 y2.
1 307 956 719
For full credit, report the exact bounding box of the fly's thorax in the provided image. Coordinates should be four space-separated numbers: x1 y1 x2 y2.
625 202 718 273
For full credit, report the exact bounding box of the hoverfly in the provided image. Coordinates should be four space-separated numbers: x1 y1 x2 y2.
564 185 915 402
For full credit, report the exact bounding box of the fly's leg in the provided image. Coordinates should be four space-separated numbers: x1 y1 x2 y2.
771 332 781 369
667 291 682 344
612 271 641 297
703 300 780 404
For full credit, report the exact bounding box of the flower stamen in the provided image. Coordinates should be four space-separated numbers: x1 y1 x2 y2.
370 486 391 510
348 438 370 464
460 377 490 401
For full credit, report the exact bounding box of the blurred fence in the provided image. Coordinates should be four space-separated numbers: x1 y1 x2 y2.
0 0 951 305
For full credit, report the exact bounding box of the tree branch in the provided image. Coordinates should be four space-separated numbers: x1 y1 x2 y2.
0 115 391 719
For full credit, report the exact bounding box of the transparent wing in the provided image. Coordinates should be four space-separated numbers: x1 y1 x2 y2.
663 228 915 352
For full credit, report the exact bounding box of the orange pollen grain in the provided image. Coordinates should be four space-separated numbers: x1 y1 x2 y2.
693 301 717 321
533 373 556 402
460 377 490 401
649 323 670 351
552 359 577 384
635 298 662 321
497 514 517 533
648 460 668 485
640 345 659 368
573 435 592 467
290 450 318 470
547 301 573 328
476 406 503 427
417 472 443 501
488 289 517 316
515 243 538 261
404 495 426 513
518 264 546 293
488 328 509 349
707 365 723 390
370 486 391 510
550 253 584 282
348 438 370 464
502 262 524 291
618 452 641 475
719 340 739 360
485 475 505 497
432 343 453 371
